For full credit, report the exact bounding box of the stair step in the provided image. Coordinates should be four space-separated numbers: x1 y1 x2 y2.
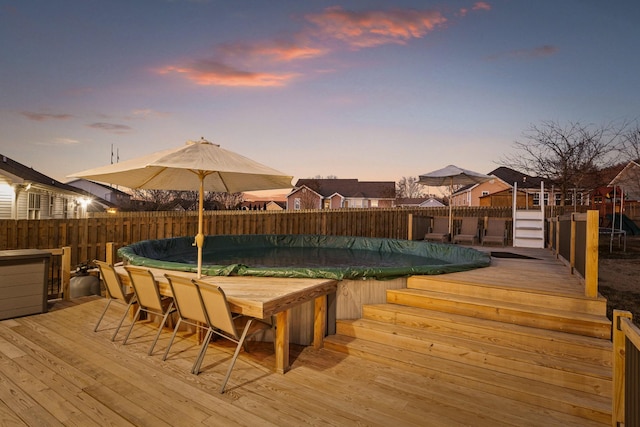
324 334 611 425
386 288 611 339
407 275 607 316
335 318 612 396
362 304 611 366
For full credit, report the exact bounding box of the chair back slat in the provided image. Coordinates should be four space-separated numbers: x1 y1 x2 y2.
460 218 479 235
432 217 448 233
125 266 163 311
165 274 207 324
194 280 237 339
487 219 506 236
94 260 127 301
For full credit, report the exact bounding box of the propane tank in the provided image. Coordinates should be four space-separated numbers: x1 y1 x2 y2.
69 263 100 298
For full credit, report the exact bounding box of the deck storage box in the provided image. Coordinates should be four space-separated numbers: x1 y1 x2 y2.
0 249 50 320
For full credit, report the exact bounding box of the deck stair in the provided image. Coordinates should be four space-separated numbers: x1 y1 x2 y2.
324 273 613 425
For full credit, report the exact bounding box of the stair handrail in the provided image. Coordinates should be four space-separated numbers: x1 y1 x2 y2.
612 310 640 426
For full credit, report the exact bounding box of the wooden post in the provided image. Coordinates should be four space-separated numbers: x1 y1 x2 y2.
313 295 327 350
407 213 413 240
554 216 561 259
275 310 290 374
584 210 599 298
106 242 116 265
61 246 71 301
613 310 633 427
569 213 576 274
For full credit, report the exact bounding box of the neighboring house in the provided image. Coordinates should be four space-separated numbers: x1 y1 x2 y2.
67 178 132 207
452 167 559 208
0 154 104 219
449 167 514 207
609 160 640 201
287 179 396 210
396 197 445 207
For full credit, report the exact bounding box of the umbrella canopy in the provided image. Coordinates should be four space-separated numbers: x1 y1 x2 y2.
69 138 293 277
418 165 492 237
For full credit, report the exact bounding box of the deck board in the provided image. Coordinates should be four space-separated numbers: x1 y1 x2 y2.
0 245 612 426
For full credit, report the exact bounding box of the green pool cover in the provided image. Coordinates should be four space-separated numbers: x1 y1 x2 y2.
118 234 491 280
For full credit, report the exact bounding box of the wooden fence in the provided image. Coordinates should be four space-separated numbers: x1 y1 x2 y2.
547 211 599 298
613 310 640 426
0 207 522 268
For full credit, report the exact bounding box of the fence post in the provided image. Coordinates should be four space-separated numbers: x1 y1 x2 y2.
106 242 116 265
584 210 599 298
555 216 560 259
570 213 577 274
61 246 71 301
613 310 633 426
407 214 413 240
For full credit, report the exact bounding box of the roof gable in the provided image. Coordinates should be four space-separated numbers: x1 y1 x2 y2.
294 179 395 199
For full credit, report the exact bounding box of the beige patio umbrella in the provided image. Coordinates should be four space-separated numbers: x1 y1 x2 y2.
418 165 492 238
69 138 292 278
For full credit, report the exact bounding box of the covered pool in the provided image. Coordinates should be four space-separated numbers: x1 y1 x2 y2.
118 234 490 280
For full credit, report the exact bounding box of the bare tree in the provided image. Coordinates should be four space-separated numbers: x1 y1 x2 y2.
208 192 244 209
126 189 176 210
621 122 640 162
396 176 425 198
501 120 624 205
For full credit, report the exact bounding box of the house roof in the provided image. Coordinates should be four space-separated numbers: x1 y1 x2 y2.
293 179 396 199
487 167 544 189
0 153 93 196
396 197 445 207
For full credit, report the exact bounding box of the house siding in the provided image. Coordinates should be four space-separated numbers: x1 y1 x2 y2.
0 179 13 219
451 179 510 207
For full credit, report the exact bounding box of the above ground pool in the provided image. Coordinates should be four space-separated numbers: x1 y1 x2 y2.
118 234 490 280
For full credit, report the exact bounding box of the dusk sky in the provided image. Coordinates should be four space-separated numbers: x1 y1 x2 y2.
1 1 639 193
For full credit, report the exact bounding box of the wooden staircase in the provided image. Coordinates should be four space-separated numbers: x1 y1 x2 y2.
324 274 613 426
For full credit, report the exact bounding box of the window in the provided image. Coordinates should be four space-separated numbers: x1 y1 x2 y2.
28 193 41 219
532 193 540 206
294 198 300 210
370 199 378 208
481 191 490 197
48 194 54 217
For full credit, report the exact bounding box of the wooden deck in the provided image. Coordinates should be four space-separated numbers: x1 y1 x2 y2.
0 247 612 426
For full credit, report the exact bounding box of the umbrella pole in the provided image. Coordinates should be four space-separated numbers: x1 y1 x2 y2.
448 179 453 241
195 173 205 279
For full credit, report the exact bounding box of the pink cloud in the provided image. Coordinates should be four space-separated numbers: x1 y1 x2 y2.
157 60 298 87
219 40 328 62
305 6 447 48
473 2 491 11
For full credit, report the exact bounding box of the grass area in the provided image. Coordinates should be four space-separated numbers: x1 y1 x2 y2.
598 235 640 326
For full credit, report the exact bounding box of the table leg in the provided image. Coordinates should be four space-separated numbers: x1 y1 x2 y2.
313 295 326 350
275 309 290 374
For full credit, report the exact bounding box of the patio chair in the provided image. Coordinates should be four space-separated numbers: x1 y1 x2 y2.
162 274 214 374
453 218 480 245
192 279 272 393
424 217 449 242
482 219 507 246
93 260 137 341
122 266 177 355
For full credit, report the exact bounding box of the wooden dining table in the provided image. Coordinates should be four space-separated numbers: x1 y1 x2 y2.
115 266 338 374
